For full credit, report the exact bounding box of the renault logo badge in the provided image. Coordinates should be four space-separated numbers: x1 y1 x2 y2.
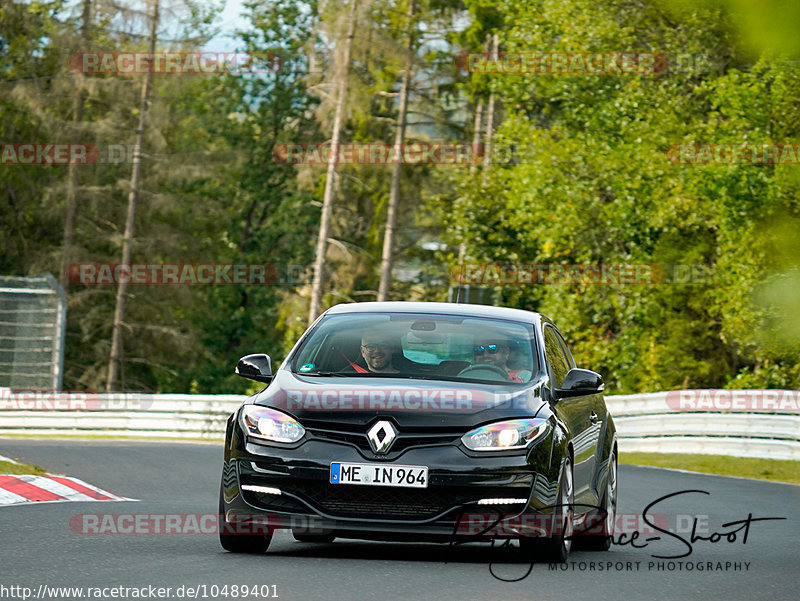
367 420 397 454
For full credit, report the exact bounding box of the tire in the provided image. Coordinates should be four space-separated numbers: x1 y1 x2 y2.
292 530 335 544
218 487 272 554
520 455 574 563
580 449 617 551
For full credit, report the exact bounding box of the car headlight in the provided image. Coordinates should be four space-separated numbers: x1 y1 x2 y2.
461 418 550 451
240 405 305 443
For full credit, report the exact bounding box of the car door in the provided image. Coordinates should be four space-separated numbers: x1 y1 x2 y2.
542 324 599 506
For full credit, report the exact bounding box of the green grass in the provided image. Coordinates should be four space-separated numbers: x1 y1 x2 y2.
0 433 220 444
620 452 800 484
1 441 795 482
0 460 47 475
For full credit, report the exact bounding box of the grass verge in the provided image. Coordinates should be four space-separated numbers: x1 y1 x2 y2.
0 433 220 444
620 452 799 484
0 460 48 475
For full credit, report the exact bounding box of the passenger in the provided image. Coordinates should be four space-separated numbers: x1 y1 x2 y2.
473 338 527 382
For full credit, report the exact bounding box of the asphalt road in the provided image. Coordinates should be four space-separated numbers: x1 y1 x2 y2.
1 439 798 601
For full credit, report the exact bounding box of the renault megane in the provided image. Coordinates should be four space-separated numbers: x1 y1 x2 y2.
218 302 617 562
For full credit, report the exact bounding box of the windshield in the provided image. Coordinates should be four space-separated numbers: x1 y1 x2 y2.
291 312 541 384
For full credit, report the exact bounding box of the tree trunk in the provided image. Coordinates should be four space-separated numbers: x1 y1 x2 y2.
107 0 159 392
457 95 484 263
60 0 91 291
377 0 416 301
482 33 499 186
458 34 490 263
307 0 359 324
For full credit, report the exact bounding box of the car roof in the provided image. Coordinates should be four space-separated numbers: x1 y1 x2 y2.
323 301 546 325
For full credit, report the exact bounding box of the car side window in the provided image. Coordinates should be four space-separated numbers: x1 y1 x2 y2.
553 328 575 370
543 326 571 388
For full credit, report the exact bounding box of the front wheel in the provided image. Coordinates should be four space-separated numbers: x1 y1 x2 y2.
579 449 617 551
218 487 272 554
520 455 574 563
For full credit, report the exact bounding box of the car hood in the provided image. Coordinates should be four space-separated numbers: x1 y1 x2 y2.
253 369 550 428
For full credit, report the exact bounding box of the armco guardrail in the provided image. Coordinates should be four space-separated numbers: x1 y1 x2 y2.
605 390 800 461
0 389 798 460
0 392 243 439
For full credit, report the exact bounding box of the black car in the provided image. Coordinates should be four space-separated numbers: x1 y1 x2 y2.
219 302 617 562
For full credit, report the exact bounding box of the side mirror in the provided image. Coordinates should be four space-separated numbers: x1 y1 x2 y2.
555 368 604 399
235 354 273 383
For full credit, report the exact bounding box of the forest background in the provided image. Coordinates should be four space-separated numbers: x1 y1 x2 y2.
2 0 798 394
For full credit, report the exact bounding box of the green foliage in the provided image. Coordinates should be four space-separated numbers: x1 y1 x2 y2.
0 460 48 475
432 0 800 392
1 0 797 394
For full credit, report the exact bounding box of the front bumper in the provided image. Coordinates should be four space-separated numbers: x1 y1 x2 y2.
221 432 563 541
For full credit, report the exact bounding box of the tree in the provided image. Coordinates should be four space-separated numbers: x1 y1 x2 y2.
308 0 360 324
106 0 160 392
59 0 91 291
377 0 416 301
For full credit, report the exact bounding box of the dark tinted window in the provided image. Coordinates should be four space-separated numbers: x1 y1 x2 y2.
291 312 541 384
553 329 575 369
543 326 571 387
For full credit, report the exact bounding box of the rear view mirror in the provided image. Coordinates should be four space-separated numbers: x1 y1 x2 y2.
406 331 446 344
555 368 604 398
235 354 273 383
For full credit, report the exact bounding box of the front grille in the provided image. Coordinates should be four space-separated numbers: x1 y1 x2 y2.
291 480 455 519
240 464 534 520
285 480 530 520
306 427 461 456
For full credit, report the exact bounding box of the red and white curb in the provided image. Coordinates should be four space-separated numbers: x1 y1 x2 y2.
0 475 137 507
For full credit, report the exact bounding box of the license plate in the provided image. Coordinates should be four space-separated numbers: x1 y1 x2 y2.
330 462 428 488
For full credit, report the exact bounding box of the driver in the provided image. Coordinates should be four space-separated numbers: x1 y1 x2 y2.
360 334 400 373
473 338 525 382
